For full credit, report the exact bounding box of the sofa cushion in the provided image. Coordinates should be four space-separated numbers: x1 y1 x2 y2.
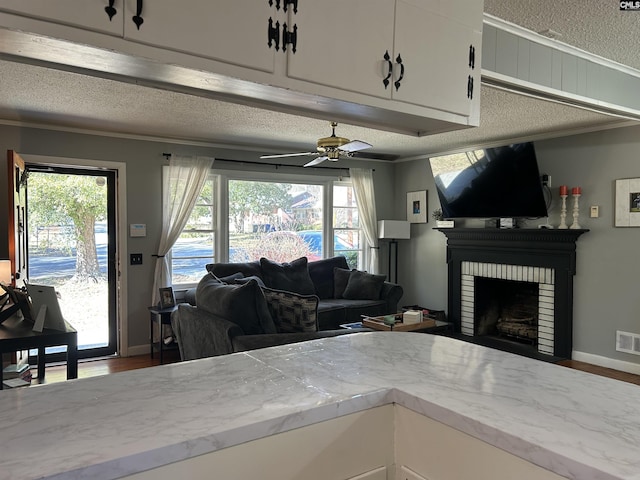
207 261 263 280
333 267 353 299
308 256 349 299
262 287 319 333
196 275 277 335
260 257 316 295
343 270 386 300
209 271 245 284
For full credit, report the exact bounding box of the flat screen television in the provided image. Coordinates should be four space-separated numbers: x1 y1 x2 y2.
429 142 548 219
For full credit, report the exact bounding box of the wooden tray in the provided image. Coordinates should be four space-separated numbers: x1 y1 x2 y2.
362 316 437 332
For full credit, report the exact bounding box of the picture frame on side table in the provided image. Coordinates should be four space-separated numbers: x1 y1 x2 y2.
407 190 428 223
615 178 640 227
159 287 176 309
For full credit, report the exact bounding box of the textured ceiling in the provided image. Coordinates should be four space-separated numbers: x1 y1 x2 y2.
484 0 640 70
0 2 638 161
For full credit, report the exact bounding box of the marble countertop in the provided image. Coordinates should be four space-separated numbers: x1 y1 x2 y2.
1 333 639 480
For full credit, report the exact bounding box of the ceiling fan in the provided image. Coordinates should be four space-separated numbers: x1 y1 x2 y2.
260 122 374 167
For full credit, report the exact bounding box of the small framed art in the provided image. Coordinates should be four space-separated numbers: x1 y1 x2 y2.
615 178 640 227
407 190 428 223
159 287 176 309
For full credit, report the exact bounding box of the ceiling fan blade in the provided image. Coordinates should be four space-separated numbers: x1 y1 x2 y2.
260 152 316 159
304 156 329 167
339 140 372 153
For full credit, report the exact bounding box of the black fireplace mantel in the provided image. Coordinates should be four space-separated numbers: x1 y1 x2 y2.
437 228 589 359
437 228 588 274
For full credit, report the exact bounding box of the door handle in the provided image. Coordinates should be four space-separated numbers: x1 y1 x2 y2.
132 0 144 30
394 54 404 91
382 51 393 89
105 0 117 21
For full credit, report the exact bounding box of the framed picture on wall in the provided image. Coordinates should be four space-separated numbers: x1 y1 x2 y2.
407 190 428 223
159 287 176 309
615 178 640 227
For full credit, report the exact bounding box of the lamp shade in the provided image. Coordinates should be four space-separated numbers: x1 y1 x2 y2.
378 220 410 240
0 260 11 285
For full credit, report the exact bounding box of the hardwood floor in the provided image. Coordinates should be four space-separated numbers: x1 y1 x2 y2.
28 351 640 388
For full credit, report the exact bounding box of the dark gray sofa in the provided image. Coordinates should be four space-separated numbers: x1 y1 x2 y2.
195 256 404 330
171 256 402 360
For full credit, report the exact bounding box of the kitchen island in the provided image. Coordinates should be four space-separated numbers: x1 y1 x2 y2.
1 332 639 479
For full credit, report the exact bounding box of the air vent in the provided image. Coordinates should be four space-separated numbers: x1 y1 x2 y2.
616 331 640 355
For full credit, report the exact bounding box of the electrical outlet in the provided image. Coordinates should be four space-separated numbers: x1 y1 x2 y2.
130 253 143 265
541 174 551 187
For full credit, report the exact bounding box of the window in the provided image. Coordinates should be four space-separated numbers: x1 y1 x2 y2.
333 182 362 269
170 174 216 284
170 172 365 286
227 179 324 263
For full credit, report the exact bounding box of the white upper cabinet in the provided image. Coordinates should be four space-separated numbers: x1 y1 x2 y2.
285 0 396 99
286 0 481 117
392 1 481 116
122 0 280 73
0 0 124 35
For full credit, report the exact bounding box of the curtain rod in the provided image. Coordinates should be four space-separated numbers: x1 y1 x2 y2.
161 153 374 173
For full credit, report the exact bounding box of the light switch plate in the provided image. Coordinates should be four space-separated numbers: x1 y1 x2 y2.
130 223 147 237
590 206 599 218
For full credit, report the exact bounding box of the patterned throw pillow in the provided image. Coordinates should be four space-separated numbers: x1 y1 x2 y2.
261 287 319 333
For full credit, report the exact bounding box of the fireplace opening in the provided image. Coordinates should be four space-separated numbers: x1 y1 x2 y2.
474 277 539 346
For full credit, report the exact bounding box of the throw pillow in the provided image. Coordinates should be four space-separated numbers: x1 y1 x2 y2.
308 256 349 299
342 270 386 301
196 276 276 335
259 257 316 295
333 267 353 299
261 287 319 333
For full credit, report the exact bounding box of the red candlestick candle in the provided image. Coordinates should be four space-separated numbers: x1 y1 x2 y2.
572 186 581 195
559 185 568 195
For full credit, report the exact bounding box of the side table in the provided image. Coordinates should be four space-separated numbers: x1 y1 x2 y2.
148 305 178 364
0 315 77 389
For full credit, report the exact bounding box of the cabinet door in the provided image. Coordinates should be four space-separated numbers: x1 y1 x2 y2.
123 0 278 73
392 1 477 116
0 0 123 35
285 0 395 99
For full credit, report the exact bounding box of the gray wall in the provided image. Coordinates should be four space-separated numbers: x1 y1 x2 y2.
394 124 640 368
0 124 395 351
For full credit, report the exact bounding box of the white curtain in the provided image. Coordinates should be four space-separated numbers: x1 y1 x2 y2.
152 155 214 306
349 168 379 273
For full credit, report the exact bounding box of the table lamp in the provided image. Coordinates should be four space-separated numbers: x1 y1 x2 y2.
0 259 11 285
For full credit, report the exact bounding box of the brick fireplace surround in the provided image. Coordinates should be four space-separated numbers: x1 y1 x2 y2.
438 228 588 359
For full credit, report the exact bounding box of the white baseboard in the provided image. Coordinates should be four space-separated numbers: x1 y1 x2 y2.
572 350 640 376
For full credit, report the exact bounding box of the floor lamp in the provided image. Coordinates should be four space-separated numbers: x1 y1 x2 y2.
378 220 410 284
